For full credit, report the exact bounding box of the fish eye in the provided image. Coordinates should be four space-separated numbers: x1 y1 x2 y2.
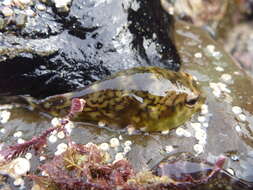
185 95 199 108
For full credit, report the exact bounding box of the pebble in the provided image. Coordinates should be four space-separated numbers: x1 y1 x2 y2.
231 154 239 161
19 0 31 4
1 6 13 17
221 73 232 84
226 168 235 175
0 110 11 124
98 121 106 127
13 131 23 138
13 178 24 186
193 144 204 154
114 152 124 162
123 146 131 154
195 129 207 141
206 44 215 52
39 156 46 161
165 145 174 153
2 0 12 6
232 106 242 115
16 13 27 27
57 131 65 139
64 121 75 134
194 52 202 58
235 125 241 132
25 152 32 160
176 127 191 137
110 138 120 148
51 117 60 127
55 143 68 155
238 114 247 122
215 66 224 72
13 158 31 176
118 135 123 140
161 130 170 135
201 104 208 114
0 128 6 134
99 143 110 151
124 140 132 147
17 138 25 144
36 3 46 11
203 122 209 128
197 116 206 123
48 135 57 143
25 9 35 16
191 122 201 129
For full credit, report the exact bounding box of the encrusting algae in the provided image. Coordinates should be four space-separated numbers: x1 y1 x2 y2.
25 67 205 132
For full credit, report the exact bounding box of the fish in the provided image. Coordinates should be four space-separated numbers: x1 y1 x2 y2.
25 66 205 132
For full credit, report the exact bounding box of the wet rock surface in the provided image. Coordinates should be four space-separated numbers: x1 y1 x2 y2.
0 0 180 97
1 1 253 190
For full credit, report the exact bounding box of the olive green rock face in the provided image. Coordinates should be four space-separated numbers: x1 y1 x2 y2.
33 67 205 132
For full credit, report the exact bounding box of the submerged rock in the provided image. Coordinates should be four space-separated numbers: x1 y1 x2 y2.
0 0 180 97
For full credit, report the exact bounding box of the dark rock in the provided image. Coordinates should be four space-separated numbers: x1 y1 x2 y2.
0 0 180 98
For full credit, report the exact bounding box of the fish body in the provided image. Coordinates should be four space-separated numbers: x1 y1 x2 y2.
31 67 205 132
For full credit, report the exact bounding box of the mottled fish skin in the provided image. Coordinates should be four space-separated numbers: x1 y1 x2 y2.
32 67 205 132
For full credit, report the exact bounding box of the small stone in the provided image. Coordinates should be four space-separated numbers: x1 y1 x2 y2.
41 171 48 176
13 178 24 186
0 128 6 134
36 3 46 11
25 152 32 160
118 135 123 140
19 0 31 4
114 152 124 161
13 158 31 175
161 130 170 135
232 106 242 115
195 129 207 141
0 110 11 124
25 9 35 16
1 6 13 17
198 116 206 123
191 122 201 129
194 52 202 58
0 18 4 30
17 138 25 144
175 128 185 136
203 122 209 128
55 143 68 155
64 121 74 134
212 89 221 97
238 114 247 122
13 131 23 138
231 154 239 161
39 156 46 161
123 146 131 154
51 117 60 127
57 131 65 139
176 127 191 137
215 66 224 72
2 0 12 6
193 144 204 154
99 143 110 151
124 140 132 147
48 135 57 143
206 44 215 52
110 138 120 148
221 73 232 84
235 125 241 132
98 121 106 127
165 145 174 153
227 168 235 175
